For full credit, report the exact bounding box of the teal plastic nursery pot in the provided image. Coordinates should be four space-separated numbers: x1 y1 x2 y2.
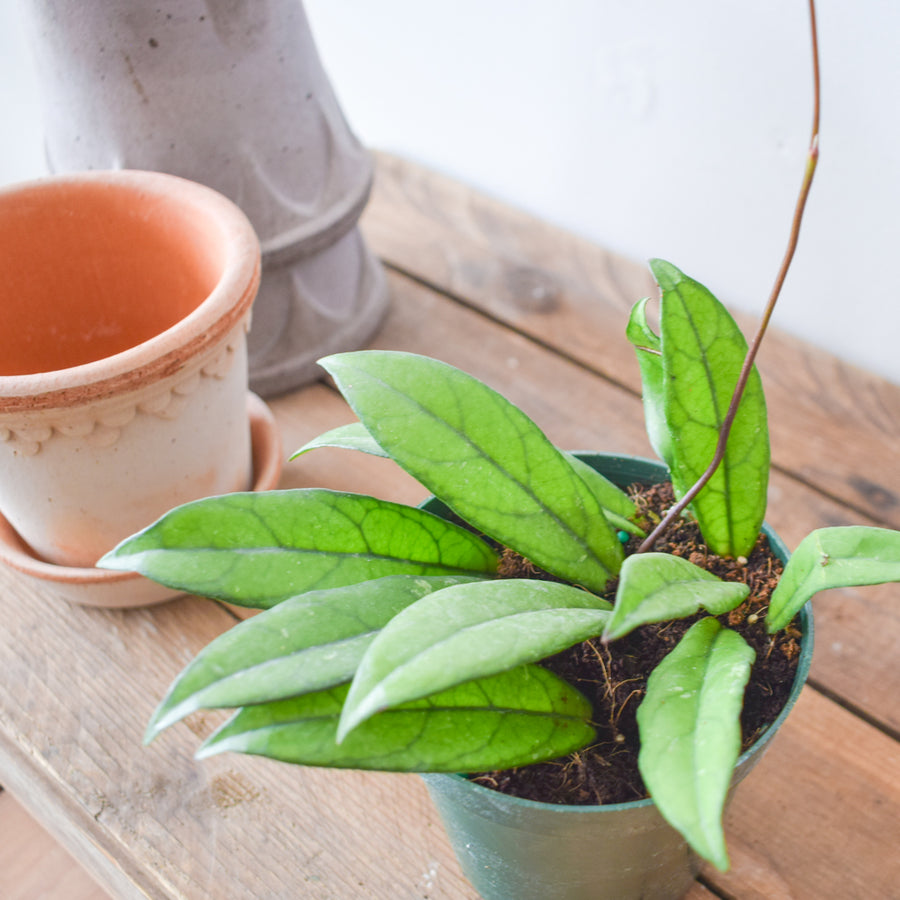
421 453 814 900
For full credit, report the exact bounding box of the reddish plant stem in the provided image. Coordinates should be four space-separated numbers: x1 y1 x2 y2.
637 0 821 555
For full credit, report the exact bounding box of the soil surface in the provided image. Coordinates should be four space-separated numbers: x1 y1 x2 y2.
472 481 803 805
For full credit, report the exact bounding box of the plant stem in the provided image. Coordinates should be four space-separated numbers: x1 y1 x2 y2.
637 0 821 556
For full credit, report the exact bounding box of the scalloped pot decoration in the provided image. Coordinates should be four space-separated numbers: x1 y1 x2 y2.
0 170 261 569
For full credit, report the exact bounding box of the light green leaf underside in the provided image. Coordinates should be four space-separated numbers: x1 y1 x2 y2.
293 422 639 536
99 489 498 608
627 296 673 467
767 526 900 632
291 422 388 460
637 617 755 871
320 351 623 592
339 579 613 740
604 553 749 641
651 259 769 558
197 665 595 773
144 575 481 742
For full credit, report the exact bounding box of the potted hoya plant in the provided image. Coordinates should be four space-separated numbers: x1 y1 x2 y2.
98 287 897 900
98 4 900 899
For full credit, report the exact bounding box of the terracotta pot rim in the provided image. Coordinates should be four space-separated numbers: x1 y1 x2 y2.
0 169 260 412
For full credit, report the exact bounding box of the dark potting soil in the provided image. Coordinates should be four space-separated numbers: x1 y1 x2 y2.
471 481 803 806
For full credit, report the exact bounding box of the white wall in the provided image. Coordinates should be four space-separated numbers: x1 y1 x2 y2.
2 1 898 385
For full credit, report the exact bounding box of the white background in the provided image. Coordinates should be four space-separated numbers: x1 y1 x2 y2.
2 1 897 385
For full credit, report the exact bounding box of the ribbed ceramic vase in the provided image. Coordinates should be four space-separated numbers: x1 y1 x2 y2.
0 170 261 577
422 453 814 900
22 0 388 396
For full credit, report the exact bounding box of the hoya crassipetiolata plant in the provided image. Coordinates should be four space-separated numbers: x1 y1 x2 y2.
101 259 900 871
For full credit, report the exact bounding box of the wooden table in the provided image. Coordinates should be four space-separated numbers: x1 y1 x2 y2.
1 154 899 899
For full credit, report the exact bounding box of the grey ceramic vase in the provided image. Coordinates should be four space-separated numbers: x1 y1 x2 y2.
22 0 388 396
421 453 814 900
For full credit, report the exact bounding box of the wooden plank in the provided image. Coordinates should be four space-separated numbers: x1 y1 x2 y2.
1 572 895 898
0 790 110 900
0 543 477 898
708 689 900 900
0 596 238 900
363 152 900 530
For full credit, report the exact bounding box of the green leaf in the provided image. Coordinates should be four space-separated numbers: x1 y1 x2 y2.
292 422 641 537
145 575 481 742
196 665 595 773
626 296 673 467
604 553 749 641
320 351 623 592
290 422 388 460
767 526 900 632
338 579 612 740
563 452 643 536
99 489 498 608
637 617 755 871
651 259 770 558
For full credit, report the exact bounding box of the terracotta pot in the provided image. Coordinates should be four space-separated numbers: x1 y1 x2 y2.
0 169 262 573
421 453 814 900
22 0 388 397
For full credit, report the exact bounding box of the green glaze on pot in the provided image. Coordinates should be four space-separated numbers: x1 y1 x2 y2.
422 453 814 900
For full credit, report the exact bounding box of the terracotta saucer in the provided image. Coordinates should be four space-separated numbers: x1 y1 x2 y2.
0 393 283 609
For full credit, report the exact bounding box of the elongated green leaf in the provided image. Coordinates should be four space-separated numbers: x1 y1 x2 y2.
338 578 612 740
291 422 388 460
652 259 769 558
637 617 755 871
767 526 900 632
292 423 640 537
99 489 498 608
604 553 749 641
197 665 595 773
320 351 623 592
145 575 480 742
626 296 673 467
